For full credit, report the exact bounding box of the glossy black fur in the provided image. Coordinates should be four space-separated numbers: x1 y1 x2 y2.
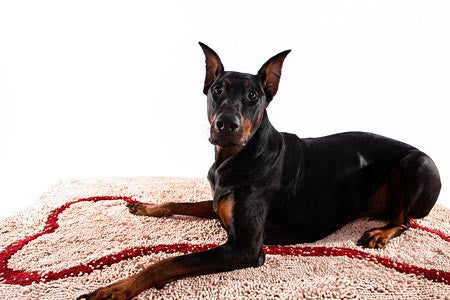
209 117 440 245
77 43 442 299
203 43 441 253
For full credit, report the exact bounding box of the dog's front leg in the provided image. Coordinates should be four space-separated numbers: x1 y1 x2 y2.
77 244 254 300
78 196 268 300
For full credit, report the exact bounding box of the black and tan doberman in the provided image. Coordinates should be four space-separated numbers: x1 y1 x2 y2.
78 43 441 299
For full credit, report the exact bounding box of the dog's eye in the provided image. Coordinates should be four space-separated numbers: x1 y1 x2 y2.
213 86 223 96
248 91 258 101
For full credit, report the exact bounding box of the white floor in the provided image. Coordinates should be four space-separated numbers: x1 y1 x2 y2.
2 1 449 219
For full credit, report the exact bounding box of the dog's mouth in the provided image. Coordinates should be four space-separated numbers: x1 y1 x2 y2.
209 135 244 148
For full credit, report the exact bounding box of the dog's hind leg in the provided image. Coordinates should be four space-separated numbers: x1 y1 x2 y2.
357 150 441 249
127 200 217 219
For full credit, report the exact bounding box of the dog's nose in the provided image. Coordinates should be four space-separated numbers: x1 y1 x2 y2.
215 115 240 132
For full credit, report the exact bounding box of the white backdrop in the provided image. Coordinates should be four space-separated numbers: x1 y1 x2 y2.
1 1 449 219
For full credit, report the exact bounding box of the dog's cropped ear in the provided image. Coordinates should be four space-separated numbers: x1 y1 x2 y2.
257 50 291 101
199 42 224 95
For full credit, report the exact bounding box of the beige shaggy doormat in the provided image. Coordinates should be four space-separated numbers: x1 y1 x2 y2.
0 177 449 299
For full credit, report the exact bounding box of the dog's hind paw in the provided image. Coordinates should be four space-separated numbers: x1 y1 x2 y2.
357 229 389 249
357 224 408 249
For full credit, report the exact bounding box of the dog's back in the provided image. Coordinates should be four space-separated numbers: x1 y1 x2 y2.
266 131 418 243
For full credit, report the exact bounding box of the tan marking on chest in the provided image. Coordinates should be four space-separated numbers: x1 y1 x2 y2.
216 145 241 160
216 195 235 229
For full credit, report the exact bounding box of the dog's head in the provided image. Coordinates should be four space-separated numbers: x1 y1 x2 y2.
199 42 290 148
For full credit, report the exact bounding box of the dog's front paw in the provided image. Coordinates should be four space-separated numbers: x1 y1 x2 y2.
126 202 171 217
77 280 135 300
125 202 145 215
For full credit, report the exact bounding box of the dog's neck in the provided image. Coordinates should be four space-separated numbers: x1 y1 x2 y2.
213 111 283 168
215 145 241 164
209 111 285 199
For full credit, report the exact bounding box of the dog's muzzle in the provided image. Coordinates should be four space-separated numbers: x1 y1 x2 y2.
209 114 242 147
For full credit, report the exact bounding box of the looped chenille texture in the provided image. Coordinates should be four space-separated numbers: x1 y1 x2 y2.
0 177 449 299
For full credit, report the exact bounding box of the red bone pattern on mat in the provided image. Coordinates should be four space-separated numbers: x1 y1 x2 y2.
0 196 449 286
